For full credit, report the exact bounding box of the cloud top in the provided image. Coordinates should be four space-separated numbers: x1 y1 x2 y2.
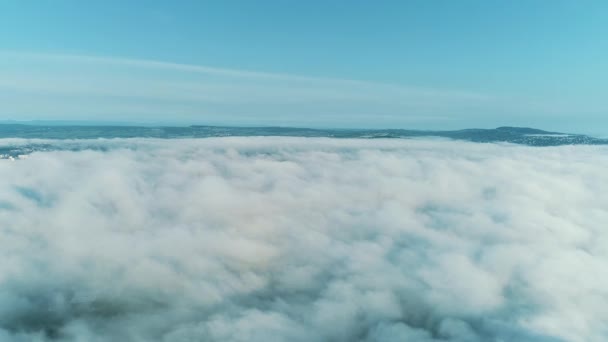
0 137 606 341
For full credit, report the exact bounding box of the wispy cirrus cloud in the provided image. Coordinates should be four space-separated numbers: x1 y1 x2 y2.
0 51 499 127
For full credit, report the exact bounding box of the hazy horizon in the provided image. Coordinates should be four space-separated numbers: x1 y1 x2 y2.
2 1 608 133
0 120 605 137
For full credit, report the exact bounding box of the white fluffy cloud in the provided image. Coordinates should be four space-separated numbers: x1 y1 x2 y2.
0 137 607 341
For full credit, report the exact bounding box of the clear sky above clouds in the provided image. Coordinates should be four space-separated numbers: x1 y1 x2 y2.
1 0 607 133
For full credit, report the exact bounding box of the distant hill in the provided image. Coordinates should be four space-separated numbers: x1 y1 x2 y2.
495 126 559 135
0 124 605 149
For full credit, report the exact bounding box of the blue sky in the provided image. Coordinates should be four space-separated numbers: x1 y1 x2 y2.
1 0 607 133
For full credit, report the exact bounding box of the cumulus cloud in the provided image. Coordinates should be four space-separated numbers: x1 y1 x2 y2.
0 137 607 341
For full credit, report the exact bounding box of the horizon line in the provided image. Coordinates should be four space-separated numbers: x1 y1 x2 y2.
0 120 563 134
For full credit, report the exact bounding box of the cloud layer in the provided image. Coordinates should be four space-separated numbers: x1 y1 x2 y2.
0 137 607 341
